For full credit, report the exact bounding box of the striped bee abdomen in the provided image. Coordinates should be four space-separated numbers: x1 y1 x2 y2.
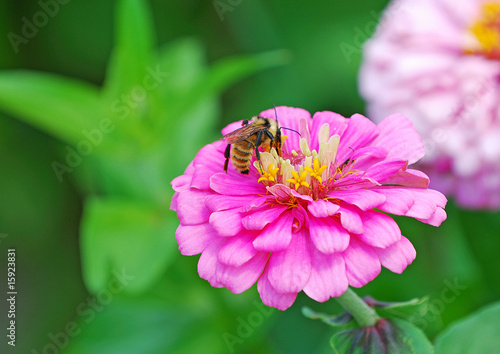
231 141 254 174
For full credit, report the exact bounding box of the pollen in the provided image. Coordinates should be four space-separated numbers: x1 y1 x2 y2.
286 170 310 190
258 162 280 184
304 158 328 184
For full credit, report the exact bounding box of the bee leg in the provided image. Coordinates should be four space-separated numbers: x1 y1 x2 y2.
264 130 275 153
255 130 264 174
224 144 231 173
255 148 264 174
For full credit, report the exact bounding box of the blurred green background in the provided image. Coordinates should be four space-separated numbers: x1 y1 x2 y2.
0 0 499 353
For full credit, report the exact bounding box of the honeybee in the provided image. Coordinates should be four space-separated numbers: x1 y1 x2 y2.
222 117 281 174
222 112 299 174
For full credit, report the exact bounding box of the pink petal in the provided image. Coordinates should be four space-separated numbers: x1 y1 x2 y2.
198 240 225 288
177 189 211 225
303 245 348 302
176 223 218 256
290 189 314 202
210 173 265 195
242 205 289 230
267 228 312 293
364 159 408 182
372 113 425 165
405 189 441 219
332 174 379 190
252 211 294 252
241 196 269 212
349 146 388 171
382 169 430 188
170 193 178 212
191 167 220 190
218 230 258 266
292 205 307 232
171 174 193 192
417 207 447 227
374 236 416 274
267 184 294 202
184 162 195 175
337 204 363 234
359 210 401 248
343 237 381 288
328 189 386 211
216 252 268 294
336 114 379 165
373 187 415 215
307 199 340 217
209 208 243 237
257 267 297 311
192 142 225 172
308 216 350 253
205 194 258 212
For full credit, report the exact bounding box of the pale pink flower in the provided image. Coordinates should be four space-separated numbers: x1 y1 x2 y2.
171 106 446 310
360 0 500 209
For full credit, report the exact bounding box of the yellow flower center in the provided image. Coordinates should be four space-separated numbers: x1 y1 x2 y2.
286 170 310 191
254 121 356 200
304 158 328 184
466 2 500 59
257 163 280 183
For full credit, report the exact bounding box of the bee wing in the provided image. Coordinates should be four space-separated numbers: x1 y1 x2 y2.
222 124 266 144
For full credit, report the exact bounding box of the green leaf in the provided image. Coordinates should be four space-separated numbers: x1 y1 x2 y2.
391 319 434 354
64 297 205 354
434 301 500 354
156 38 206 101
0 71 101 144
373 297 430 329
103 0 155 99
330 318 434 354
302 306 354 328
80 197 177 294
151 38 220 156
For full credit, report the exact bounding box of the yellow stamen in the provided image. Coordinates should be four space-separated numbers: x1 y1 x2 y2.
304 158 328 184
258 162 280 183
286 170 310 190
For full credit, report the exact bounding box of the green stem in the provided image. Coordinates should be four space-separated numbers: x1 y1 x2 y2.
335 288 380 327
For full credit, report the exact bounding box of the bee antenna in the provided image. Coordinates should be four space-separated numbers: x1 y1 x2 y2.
272 103 279 125
271 103 301 137
281 127 301 137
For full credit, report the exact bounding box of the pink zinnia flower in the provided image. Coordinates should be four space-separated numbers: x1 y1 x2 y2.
171 106 446 310
359 0 500 209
